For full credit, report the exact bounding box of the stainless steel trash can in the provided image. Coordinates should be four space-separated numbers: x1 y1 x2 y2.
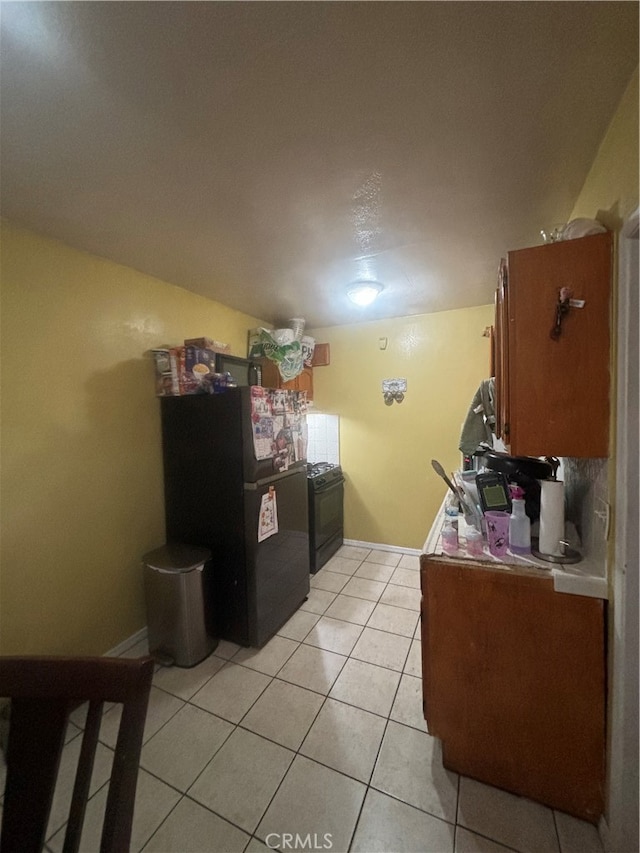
143 543 217 667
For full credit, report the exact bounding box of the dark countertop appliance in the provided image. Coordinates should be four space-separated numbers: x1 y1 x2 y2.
307 462 344 573
480 450 557 521
160 387 310 647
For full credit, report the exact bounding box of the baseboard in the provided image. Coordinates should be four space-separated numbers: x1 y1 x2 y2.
104 626 148 658
343 538 421 557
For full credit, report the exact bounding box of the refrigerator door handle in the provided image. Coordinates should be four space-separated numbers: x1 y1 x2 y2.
244 468 302 490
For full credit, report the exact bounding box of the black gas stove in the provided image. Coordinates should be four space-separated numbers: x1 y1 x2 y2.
306 462 344 491
306 462 344 572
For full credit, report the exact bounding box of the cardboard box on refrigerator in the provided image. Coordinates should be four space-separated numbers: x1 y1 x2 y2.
184 337 230 353
152 345 221 395
152 349 179 396
182 346 217 393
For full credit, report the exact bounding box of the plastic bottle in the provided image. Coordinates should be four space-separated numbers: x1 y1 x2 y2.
509 483 526 501
509 498 531 555
465 526 484 557
441 522 458 555
444 494 460 529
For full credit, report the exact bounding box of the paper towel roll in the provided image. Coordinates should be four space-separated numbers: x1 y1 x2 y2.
538 480 565 556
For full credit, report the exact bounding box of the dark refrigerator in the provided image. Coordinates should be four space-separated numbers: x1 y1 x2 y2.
160 386 310 648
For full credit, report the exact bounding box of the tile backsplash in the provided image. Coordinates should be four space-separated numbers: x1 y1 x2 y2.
563 457 609 564
307 413 340 465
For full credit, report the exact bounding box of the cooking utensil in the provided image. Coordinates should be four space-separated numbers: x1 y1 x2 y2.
431 459 461 499
431 460 478 520
481 450 553 481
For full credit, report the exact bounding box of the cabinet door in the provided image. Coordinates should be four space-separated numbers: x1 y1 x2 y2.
506 231 611 456
420 557 605 821
259 358 281 390
494 260 510 442
292 366 313 398
258 359 313 400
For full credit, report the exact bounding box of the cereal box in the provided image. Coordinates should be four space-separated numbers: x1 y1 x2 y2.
184 337 230 353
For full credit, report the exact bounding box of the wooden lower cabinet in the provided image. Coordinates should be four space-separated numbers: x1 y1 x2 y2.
420 556 605 822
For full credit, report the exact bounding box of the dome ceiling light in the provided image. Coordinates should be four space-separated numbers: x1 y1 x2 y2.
347 280 384 306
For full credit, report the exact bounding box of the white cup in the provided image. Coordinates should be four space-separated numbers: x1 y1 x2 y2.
273 328 295 345
290 318 306 340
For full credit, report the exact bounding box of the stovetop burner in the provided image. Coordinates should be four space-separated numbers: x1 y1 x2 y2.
306 462 344 489
307 461 339 478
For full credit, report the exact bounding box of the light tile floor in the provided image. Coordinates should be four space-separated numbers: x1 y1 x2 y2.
28 546 605 853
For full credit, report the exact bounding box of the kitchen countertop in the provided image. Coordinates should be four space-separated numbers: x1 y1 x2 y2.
422 497 608 600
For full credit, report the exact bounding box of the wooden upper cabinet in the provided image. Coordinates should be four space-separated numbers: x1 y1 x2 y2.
488 325 496 378
498 231 612 457
494 259 510 443
311 343 330 367
292 365 313 397
259 358 313 400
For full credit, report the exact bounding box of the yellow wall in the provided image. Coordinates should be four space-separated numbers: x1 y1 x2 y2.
565 66 638 836
569 67 638 224
310 307 494 550
0 222 266 656
567 65 638 570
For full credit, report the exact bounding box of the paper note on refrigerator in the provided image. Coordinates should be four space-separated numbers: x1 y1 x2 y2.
250 387 274 460
258 487 279 542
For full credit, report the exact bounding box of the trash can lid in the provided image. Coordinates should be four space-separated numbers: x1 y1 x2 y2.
142 543 212 572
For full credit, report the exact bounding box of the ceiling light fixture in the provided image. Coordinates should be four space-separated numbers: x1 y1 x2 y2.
347 280 383 306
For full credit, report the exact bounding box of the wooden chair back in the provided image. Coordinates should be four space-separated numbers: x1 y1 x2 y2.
0 655 154 853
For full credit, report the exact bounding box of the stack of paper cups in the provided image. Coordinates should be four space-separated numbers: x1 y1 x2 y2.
538 480 565 556
289 318 306 341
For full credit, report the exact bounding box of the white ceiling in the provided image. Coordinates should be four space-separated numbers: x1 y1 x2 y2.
1 2 637 329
